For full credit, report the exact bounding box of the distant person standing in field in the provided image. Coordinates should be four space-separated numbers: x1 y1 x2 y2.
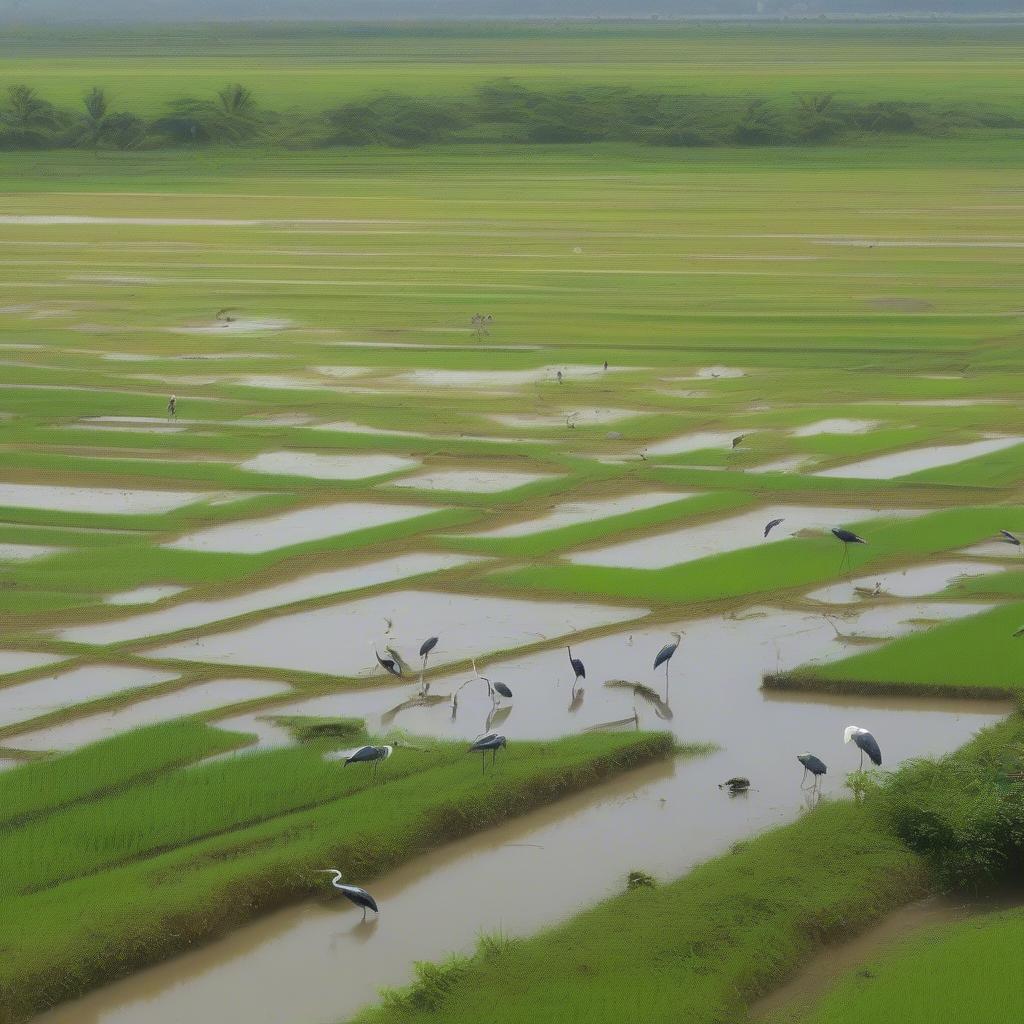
167 394 177 419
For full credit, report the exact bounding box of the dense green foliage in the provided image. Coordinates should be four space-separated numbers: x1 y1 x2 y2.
1 79 1021 151
868 717 1024 890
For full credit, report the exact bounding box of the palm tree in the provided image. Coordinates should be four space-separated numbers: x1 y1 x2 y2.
0 85 62 147
217 83 255 119
153 84 262 145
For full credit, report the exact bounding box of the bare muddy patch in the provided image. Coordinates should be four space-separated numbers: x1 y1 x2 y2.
164 501 441 555
58 553 482 646
147 590 646 677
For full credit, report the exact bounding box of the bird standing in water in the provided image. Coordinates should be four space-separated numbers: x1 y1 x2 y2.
319 870 379 920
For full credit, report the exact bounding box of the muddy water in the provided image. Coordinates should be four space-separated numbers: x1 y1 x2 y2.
164 501 441 555
0 482 216 516
806 561 1003 604
0 663 178 730
7 678 291 752
791 418 879 437
569 504 925 570
748 889 1024 1020
816 437 1024 480
148 590 647 677
385 469 554 493
60 553 482 646
465 491 688 539
239 451 419 481
34 605 1009 1024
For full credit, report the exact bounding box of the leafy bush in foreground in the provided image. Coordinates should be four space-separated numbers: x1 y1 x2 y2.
869 717 1024 889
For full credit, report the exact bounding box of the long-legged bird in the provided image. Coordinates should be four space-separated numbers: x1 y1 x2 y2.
468 733 506 773
319 870 379 920
344 743 394 782
832 527 867 573
798 752 827 790
374 648 402 677
844 725 881 770
418 635 438 693
653 632 682 699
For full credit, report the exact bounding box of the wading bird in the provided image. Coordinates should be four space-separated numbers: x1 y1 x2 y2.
719 776 750 794
844 725 882 769
653 632 682 698
798 753 827 790
374 648 402 678
344 744 394 782
488 679 513 703
319 870 379 920
832 527 867 572
567 646 586 686
167 394 177 419
764 517 785 538
732 434 746 449
214 307 237 325
468 732 506 773
418 635 438 693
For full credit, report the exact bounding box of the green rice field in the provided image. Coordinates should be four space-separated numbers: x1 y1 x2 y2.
1 20 1022 1024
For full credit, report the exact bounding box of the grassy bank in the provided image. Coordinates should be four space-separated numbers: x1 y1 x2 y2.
768 600 1024 698
351 716 1024 1024
0 725 681 1023
355 798 924 1024
777 905 1024 1024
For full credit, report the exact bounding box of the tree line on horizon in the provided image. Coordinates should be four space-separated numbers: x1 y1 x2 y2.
1 80 1020 151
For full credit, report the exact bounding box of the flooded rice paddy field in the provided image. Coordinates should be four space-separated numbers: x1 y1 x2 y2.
1 143 1023 1022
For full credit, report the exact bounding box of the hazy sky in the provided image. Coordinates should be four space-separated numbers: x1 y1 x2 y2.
1 0 1018 24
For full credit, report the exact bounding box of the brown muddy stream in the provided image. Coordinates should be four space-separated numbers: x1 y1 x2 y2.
33 605 1009 1024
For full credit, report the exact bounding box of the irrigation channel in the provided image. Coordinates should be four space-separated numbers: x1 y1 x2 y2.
34 604 1008 1024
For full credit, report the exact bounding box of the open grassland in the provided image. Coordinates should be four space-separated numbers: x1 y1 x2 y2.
0 724 678 1022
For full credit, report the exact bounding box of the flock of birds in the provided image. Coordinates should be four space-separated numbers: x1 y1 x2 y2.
316 514 1024 917
326 603 890 918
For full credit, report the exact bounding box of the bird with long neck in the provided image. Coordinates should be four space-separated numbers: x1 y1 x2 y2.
653 631 682 701
318 870 378 921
